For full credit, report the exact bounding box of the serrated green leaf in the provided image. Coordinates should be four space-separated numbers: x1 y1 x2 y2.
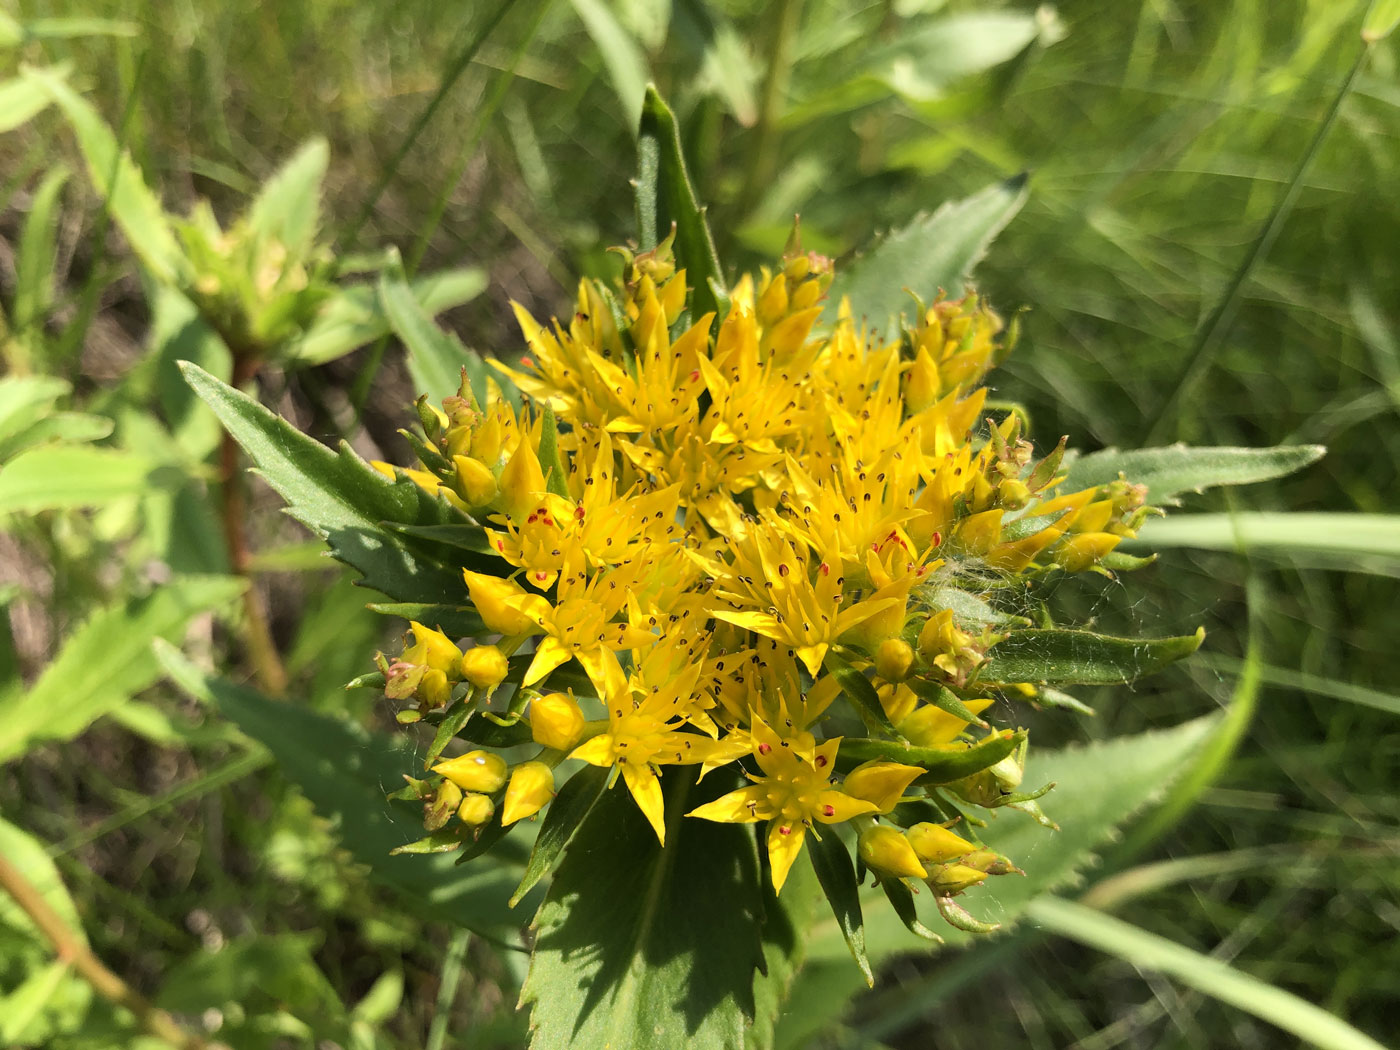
837 729 1023 786
156 645 528 940
805 828 873 986
780 715 1220 1047
377 252 491 404
11 164 68 337
244 137 328 261
367 602 485 638
830 175 1028 340
522 768 775 1050
23 66 182 284
0 575 242 763
511 764 611 906
180 362 468 602
981 627 1204 686
1028 897 1388 1050
1132 512 1400 573
1061 444 1325 506
640 86 728 320
287 267 488 367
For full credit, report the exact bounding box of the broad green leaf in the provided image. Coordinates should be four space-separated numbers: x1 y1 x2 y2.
0 68 66 133
0 575 243 763
1133 512 1400 573
570 0 648 130
927 586 1025 627
829 175 1028 340
377 253 491 404
23 66 182 284
0 445 161 517
640 86 728 320
244 137 328 260
1027 897 1388 1050
156 646 529 940
1061 444 1325 506
0 819 93 1044
981 626 1204 686
523 768 782 1050
287 267 488 366
778 715 1220 1048
11 164 68 336
180 362 469 602
0 375 68 461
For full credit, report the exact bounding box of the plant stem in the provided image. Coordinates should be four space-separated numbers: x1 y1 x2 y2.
738 0 803 220
425 929 471 1050
0 851 222 1050
219 354 288 695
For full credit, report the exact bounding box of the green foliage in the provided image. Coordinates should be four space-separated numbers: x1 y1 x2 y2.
981 627 1205 686
1062 444 1327 506
377 252 491 404
828 176 1028 338
0 575 243 763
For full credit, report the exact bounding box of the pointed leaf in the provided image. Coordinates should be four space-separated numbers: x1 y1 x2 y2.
538 404 570 498
377 251 491 404
1028 897 1388 1050
180 362 468 602
830 175 1028 340
0 575 243 762
510 764 610 906
838 728 1023 786
981 627 1204 686
826 653 895 733
287 267 488 366
805 829 874 986
11 164 69 334
23 66 182 284
639 86 727 319
244 137 328 259
522 768 774 1050
0 68 66 133
1061 444 1326 506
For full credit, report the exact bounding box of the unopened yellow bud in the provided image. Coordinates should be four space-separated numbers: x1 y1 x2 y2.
463 570 540 636
502 761 555 825
927 863 989 895
418 668 452 709
425 780 462 831
875 638 915 682
453 455 498 506
906 822 976 864
857 826 928 879
529 693 586 751
997 478 1032 510
1054 531 1121 572
404 621 464 676
842 761 925 813
460 645 509 689
905 349 940 412
433 750 508 793
457 792 495 826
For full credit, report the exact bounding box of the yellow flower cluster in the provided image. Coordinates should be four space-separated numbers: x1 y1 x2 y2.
375 237 1151 906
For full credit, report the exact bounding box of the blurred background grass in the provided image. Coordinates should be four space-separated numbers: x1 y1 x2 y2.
2 0 1397 1046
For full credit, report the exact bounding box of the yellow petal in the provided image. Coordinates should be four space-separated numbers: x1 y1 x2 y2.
687 784 767 824
841 760 926 813
622 763 667 845
766 820 807 893
568 734 614 766
812 789 879 824
576 645 627 700
524 636 572 686
794 643 829 677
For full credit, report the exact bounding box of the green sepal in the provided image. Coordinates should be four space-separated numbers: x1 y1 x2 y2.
880 876 942 943
934 893 1000 934
1099 550 1158 572
805 829 874 987
905 677 990 727
826 652 897 734
510 765 611 907
838 729 1026 787
538 403 570 499
389 828 467 856
980 627 1204 686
